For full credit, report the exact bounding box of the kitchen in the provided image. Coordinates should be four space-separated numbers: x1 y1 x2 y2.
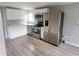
4 7 64 46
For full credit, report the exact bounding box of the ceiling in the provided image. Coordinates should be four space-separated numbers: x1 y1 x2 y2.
0 2 75 10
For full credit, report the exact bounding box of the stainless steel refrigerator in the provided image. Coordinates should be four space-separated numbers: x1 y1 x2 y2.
42 10 64 46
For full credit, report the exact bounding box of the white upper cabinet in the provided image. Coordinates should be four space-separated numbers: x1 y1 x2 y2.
35 8 49 14
6 8 27 20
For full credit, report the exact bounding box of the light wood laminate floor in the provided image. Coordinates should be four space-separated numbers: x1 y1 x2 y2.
6 35 79 56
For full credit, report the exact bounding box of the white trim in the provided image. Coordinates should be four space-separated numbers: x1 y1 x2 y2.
65 41 79 47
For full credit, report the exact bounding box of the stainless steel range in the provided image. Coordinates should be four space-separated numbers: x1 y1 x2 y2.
31 26 41 38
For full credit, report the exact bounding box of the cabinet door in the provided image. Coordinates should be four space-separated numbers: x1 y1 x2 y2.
41 27 44 39
6 9 27 20
43 12 49 20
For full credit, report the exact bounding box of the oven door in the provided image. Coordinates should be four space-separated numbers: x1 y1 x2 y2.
32 27 40 34
31 27 41 38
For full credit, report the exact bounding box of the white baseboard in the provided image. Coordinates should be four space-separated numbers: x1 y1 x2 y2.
65 41 79 47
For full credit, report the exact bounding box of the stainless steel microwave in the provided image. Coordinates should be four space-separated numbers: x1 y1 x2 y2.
35 14 43 18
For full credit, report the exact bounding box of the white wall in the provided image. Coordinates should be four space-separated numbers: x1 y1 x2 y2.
52 3 79 46
0 9 6 56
